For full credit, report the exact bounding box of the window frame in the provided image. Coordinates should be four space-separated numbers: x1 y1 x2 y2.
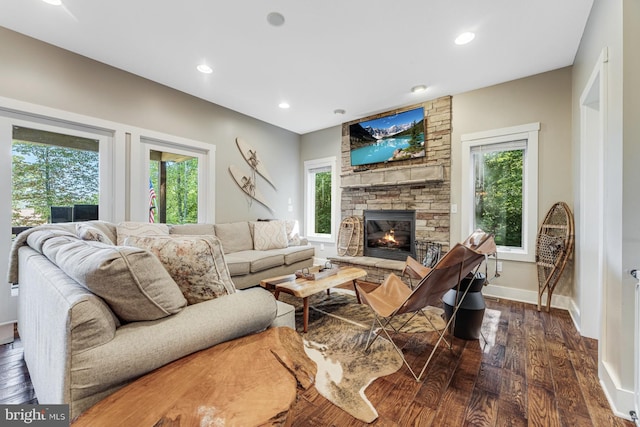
130 131 215 224
4 116 115 223
461 122 539 262
304 156 337 243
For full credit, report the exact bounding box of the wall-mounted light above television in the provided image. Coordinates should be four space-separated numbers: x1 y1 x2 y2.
349 106 426 167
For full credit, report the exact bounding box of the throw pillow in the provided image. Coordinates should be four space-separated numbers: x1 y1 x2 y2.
125 235 237 305
214 222 253 254
41 234 186 322
283 219 302 246
76 223 112 244
253 221 288 250
116 222 169 246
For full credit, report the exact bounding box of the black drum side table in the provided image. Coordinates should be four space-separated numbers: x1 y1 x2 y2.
443 273 486 340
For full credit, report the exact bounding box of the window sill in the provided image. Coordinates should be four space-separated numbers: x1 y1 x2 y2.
496 248 534 263
307 235 335 244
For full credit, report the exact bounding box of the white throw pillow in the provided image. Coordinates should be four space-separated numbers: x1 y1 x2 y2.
253 221 288 250
116 221 169 245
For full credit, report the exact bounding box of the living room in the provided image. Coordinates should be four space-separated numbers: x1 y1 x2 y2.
1 0 640 425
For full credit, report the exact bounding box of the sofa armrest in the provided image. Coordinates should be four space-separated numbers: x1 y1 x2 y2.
17 246 118 409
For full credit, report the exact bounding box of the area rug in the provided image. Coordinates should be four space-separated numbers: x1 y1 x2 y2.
279 290 446 423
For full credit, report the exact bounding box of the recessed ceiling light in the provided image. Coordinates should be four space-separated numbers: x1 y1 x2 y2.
333 109 346 115
411 85 427 93
42 0 62 5
196 64 213 74
279 102 290 109
267 12 285 27
455 32 476 45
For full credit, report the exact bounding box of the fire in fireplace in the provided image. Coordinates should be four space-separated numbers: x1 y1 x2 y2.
364 210 416 261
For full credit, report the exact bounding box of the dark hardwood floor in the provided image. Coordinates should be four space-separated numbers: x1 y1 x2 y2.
292 299 634 426
0 299 634 426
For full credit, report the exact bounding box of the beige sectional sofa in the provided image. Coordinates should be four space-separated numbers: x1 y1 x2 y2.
8 220 312 419
171 220 315 289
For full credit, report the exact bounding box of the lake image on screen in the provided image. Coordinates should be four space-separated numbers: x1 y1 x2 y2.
350 135 424 166
349 107 425 166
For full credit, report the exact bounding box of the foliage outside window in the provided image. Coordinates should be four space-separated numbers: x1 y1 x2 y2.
304 157 336 242
314 171 332 234
472 144 524 248
149 151 198 224
461 123 539 262
12 127 99 227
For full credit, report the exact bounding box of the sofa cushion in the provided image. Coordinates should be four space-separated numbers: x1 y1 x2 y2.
116 222 169 245
270 246 316 265
214 222 254 254
252 221 288 250
223 255 251 276
229 250 285 273
40 234 186 322
169 223 216 236
125 235 236 305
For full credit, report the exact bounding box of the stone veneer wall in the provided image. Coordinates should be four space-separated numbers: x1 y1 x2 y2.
340 96 452 253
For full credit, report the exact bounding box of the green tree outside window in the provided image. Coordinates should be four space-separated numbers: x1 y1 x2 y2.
12 141 99 226
314 171 332 234
473 149 524 247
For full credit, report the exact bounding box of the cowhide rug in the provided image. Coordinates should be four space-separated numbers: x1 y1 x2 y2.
279 290 446 423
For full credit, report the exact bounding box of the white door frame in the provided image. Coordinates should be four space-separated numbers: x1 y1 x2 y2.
576 48 607 340
0 98 126 342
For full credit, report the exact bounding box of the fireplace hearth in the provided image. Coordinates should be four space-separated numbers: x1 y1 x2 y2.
364 210 416 261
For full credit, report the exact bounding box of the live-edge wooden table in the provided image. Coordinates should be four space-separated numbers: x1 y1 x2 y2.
260 267 367 333
72 327 315 427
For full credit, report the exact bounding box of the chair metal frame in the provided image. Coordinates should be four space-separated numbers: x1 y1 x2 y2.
356 231 497 381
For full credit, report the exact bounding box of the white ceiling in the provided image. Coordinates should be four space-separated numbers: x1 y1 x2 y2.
0 0 593 135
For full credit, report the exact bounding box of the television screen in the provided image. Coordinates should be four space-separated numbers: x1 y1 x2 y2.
73 204 99 222
50 206 73 223
349 106 426 167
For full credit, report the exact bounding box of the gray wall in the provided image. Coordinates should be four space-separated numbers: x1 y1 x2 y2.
0 27 301 224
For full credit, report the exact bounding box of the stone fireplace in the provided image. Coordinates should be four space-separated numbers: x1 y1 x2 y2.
364 210 416 261
339 96 452 254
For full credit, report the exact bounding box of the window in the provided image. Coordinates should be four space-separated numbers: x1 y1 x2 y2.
304 157 337 242
132 133 215 224
11 124 111 229
149 150 199 224
461 123 539 262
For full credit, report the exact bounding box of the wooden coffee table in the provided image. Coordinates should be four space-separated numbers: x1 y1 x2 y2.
72 327 315 426
260 267 367 332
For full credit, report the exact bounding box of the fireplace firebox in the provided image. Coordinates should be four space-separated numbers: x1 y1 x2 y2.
363 210 416 261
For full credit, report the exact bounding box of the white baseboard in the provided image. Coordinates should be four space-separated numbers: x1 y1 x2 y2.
483 283 572 310
568 298 582 334
0 323 14 345
600 359 635 421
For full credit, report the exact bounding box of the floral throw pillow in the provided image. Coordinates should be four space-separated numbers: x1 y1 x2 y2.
125 235 236 305
253 221 288 250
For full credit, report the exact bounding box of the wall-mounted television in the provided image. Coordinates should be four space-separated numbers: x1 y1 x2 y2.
349 106 426 167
